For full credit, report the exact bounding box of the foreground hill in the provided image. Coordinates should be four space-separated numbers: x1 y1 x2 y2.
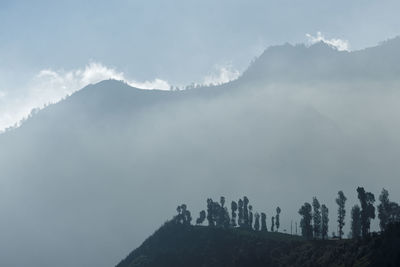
117 222 400 267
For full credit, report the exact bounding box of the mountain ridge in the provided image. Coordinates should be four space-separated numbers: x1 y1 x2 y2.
4 36 400 137
241 37 400 84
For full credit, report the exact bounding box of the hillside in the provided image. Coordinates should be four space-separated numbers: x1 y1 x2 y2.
116 222 400 267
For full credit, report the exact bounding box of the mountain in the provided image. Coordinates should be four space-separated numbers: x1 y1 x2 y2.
240 37 400 84
1 38 400 267
116 221 400 267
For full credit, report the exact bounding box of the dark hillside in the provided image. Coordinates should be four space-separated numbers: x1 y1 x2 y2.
116 222 400 267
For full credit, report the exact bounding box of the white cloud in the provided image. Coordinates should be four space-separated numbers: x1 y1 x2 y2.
0 62 170 132
35 62 171 96
130 78 170 90
202 65 240 86
306 32 350 51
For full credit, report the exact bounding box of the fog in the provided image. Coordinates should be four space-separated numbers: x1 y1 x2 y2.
1 41 400 266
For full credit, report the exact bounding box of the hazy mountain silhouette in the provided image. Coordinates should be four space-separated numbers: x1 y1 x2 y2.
241 37 400 84
1 38 400 267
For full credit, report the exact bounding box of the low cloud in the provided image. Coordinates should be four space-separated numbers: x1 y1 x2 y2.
35 62 171 96
306 32 350 51
203 65 240 86
0 62 170 132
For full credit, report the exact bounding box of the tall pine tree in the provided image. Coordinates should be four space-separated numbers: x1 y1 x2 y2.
350 205 361 239
321 204 329 240
299 202 313 239
243 196 249 228
357 187 375 238
312 197 321 239
238 199 244 227
254 213 260 231
249 205 254 229
271 216 275 232
261 212 267 231
231 201 238 227
336 191 347 239
275 207 281 232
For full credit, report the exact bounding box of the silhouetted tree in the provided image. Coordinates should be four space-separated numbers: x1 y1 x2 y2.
238 199 244 227
216 196 230 228
350 205 361 239
223 207 231 228
175 204 191 225
261 212 267 231
181 204 187 213
243 196 249 228
207 198 215 226
176 205 183 223
196 210 206 225
220 196 225 208
389 202 400 224
321 204 329 240
231 201 238 227
213 201 223 227
202 197 232 229
336 191 347 239
299 202 313 239
357 187 375 237
271 216 275 232
184 209 192 225
275 207 281 232
377 188 400 231
180 204 190 225
249 205 254 229
312 197 321 239
378 188 390 231
254 213 260 231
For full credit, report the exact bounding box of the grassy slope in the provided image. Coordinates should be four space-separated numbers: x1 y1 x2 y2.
116 222 400 267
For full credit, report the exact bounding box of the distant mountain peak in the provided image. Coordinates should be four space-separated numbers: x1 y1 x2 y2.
240 37 400 84
309 40 344 51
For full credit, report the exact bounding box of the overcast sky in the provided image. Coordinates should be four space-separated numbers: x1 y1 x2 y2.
1 0 400 130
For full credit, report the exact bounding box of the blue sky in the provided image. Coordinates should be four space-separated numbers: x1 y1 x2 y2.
1 0 400 130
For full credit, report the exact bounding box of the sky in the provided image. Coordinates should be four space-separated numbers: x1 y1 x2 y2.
1 0 400 130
